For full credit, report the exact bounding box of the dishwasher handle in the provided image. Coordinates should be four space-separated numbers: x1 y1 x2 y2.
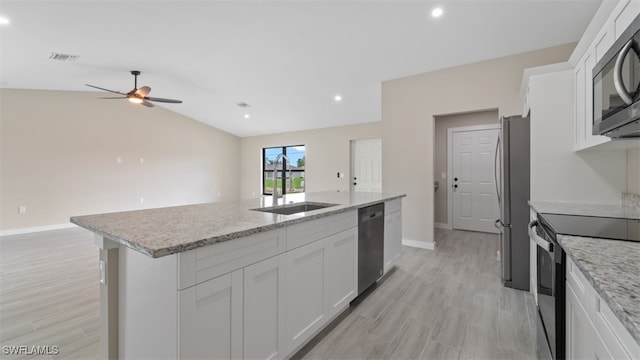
361 210 384 221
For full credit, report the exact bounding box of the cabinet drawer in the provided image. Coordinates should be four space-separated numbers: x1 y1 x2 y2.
286 210 356 251
178 228 285 289
385 198 401 214
565 257 597 321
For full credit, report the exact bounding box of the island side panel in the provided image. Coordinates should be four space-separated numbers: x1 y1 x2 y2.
95 235 119 360
118 246 179 359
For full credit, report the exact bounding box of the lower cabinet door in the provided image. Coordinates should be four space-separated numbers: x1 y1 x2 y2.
566 283 597 359
285 239 328 353
383 210 402 274
244 255 286 360
179 269 243 359
326 228 358 319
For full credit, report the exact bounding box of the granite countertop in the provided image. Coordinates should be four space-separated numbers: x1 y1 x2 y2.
559 235 640 346
71 191 405 258
529 200 640 219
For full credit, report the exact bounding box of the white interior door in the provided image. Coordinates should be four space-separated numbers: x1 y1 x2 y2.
351 138 382 192
451 129 499 233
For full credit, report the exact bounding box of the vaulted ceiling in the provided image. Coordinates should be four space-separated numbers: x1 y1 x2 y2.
0 0 601 137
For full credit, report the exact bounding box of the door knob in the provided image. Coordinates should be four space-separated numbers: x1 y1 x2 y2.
454 177 458 181
353 182 357 186
354 177 357 180
453 184 458 188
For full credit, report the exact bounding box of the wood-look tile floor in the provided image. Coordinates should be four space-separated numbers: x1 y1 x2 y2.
0 227 537 359
294 229 537 360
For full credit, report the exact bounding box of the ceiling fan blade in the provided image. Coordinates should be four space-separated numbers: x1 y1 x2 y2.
99 96 128 99
141 100 155 108
85 84 127 95
136 86 151 97
145 96 183 104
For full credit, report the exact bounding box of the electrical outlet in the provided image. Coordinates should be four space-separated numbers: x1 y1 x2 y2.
116 157 122 164
139 158 144 164
217 192 221 198
18 206 26 214
139 197 144 204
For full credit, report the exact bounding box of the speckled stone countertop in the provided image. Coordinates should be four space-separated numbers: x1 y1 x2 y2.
558 235 640 346
71 191 405 258
529 200 640 219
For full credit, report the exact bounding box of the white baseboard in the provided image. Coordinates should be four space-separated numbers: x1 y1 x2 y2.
402 238 435 250
0 223 77 237
434 222 452 230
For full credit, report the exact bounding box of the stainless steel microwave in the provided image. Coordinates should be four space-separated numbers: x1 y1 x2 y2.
592 14 640 138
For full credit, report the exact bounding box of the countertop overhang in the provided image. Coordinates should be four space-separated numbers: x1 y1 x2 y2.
71 191 405 258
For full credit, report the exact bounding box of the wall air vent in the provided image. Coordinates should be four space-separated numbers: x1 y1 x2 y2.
49 52 79 62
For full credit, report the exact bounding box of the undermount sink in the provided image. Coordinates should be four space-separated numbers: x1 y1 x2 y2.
252 202 338 215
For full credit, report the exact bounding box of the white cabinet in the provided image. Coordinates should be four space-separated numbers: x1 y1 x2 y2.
383 199 402 274
571 0 639 151
244 255 286 360
566 282 598 359
179 269 243 360
326 228 358 319
284 238 329 352
573 47 609 151
284 226 358 354
565 257 640 359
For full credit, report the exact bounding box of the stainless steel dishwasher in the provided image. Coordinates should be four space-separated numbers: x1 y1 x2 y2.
357 203 384 295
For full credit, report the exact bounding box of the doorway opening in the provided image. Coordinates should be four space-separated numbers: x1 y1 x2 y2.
433 109 500 233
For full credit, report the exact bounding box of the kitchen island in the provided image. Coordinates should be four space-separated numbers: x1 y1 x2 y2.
71 191 405 359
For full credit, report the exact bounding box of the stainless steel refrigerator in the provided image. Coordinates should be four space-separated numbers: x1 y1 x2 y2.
494 115 530 291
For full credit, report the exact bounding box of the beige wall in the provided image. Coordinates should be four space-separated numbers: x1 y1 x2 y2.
433 109 499 225
0 89 240 231
239 122 381 198
628 148 640 195
382 43 576 246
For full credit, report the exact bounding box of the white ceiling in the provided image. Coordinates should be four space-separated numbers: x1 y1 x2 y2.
0 0 601 137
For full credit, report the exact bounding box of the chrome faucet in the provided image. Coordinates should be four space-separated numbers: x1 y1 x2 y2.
272 154 293 205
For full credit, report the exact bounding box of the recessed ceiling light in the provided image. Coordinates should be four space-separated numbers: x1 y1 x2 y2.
334 94 342 102
0 16 10 26
431 7 443 18
244 114 250 119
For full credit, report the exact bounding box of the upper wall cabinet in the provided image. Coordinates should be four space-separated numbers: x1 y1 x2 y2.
573 0 639 151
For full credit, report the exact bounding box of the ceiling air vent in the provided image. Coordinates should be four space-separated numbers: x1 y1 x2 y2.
49 52 79 62
237 102 251 108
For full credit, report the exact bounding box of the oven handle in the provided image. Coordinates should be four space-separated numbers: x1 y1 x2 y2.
613 39 638 105
528 220 553 254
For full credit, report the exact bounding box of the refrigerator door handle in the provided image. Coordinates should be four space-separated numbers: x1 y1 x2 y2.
494 135 501 206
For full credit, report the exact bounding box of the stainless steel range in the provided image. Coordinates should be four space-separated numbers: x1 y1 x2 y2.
529 213 640 360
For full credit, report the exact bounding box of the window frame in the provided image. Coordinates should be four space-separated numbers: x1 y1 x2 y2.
262 145 305 196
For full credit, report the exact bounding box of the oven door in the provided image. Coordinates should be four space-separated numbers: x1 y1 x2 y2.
529 220 557 360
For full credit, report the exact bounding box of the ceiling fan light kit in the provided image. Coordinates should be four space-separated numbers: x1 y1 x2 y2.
85 70 183 107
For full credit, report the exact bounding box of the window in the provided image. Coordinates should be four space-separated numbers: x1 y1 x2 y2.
263 145 305 195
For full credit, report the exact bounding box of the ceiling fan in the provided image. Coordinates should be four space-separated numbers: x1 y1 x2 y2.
85 70 182 107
